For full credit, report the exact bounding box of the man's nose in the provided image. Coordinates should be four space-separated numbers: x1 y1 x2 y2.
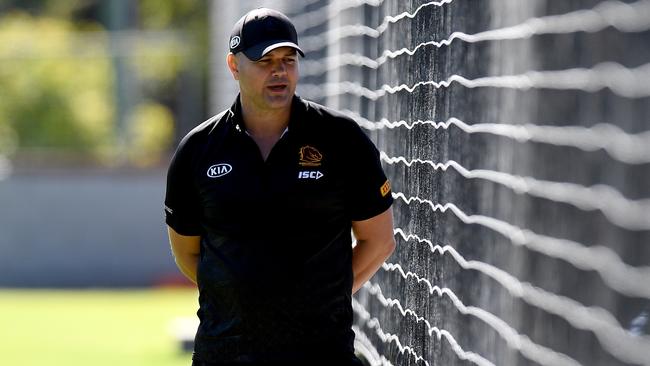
272 60 287 75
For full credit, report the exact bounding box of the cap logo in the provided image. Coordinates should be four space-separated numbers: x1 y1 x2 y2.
230 36 241 49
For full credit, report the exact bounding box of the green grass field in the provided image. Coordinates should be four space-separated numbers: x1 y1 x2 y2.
0 288 198 366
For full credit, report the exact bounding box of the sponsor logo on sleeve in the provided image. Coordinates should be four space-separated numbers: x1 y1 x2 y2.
207 163 232 178
380 180 391 197
299 145 323 167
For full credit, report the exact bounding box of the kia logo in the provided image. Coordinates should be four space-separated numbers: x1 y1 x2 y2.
207 163 232 178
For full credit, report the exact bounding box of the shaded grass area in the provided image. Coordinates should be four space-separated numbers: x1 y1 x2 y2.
0 288 198 366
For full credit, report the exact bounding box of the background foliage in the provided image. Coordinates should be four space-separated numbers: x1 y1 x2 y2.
0 0 208 167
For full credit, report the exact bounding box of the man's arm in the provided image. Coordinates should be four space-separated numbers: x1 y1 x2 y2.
351 207 396 294
167 226 201 284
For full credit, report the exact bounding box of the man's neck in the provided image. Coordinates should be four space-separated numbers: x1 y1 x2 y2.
240 97 292 138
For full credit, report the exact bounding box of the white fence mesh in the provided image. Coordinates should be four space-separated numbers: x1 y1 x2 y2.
212 1 650 365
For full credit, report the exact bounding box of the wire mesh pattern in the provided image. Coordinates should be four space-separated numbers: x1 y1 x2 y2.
282 0 650 365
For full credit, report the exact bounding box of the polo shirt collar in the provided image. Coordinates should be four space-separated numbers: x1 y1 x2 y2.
227 94 306 135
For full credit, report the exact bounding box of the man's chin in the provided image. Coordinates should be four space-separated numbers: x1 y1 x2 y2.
264 93 293 108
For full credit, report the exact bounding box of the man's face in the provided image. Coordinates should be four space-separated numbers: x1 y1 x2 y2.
230 47 299 112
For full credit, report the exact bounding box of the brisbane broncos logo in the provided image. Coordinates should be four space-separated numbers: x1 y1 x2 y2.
299 146 323 167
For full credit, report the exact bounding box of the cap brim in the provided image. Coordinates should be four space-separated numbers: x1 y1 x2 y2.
242 40 305 61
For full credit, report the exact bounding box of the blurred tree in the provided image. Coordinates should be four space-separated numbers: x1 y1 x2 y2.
0 12 114 160
0 1 209 168
0 0 86 17
134 0 209 140
127 101 174 167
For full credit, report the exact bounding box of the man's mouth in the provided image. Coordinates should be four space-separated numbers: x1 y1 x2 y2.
267 84 288 92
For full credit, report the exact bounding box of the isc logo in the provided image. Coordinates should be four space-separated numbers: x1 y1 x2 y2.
298 171 323 180
207 163 232 178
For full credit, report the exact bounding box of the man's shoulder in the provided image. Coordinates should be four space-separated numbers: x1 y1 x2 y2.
179 109 232 147
187 109 231 138
298 97 359 130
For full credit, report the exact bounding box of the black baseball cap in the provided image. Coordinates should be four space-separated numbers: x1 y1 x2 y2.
229 8 305 61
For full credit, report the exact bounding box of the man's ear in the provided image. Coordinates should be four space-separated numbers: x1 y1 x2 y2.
226 53 239 80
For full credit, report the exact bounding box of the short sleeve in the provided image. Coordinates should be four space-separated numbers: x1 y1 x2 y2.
344 123 393 221
164 135 203 236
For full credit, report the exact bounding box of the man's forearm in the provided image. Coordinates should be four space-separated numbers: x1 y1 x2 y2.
167 227 201 285
174 253 199 284
351 237 396 294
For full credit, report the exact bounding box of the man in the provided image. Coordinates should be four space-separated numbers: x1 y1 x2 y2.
165 7 395 365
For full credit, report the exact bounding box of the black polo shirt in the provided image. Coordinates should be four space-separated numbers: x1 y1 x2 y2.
164 95 393 363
